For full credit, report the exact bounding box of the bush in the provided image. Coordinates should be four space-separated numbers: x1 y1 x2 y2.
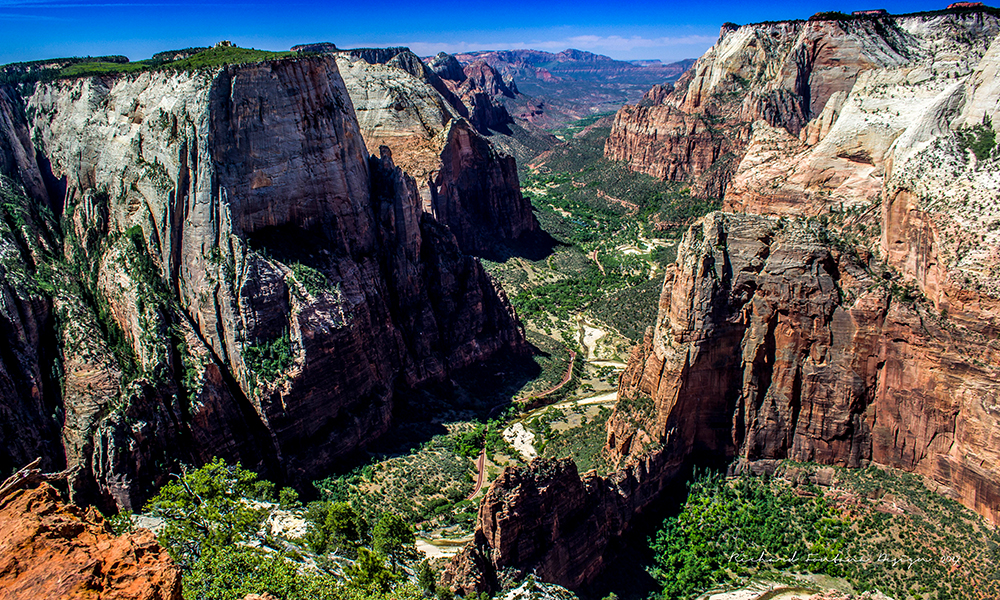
958 118 997 161
304 501 364 555
649 472 846 599
184 545 338 600
244 331 294 388
289 262 332 296
809 11 852 21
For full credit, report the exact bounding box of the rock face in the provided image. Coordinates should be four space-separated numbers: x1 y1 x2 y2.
335 50 539 256
454 10 1000 594
0 55 527 510
0 482 182 600
449 211 1000 592
0 175 63 477
613 213 1000 522
444 456 684 594
606 10 1000 200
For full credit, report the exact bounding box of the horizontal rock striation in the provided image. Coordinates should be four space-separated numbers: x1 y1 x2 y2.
606 10 1000 200
0 55 527 509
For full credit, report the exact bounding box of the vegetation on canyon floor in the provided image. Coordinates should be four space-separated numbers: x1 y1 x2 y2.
648 464 1000 600
124 454 1000 600
141 458 457 600
486 122 715 348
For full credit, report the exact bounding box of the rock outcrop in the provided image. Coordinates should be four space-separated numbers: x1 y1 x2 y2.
0 54 528 510
613 213 1000 523
606 10 1000 200
0 482 182 600
449 211 1000 592
335 50 539 256
444 454 685 594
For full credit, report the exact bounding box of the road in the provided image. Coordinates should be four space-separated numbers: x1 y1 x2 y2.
467 348 579 501
522 349 577 402
465 449 487 501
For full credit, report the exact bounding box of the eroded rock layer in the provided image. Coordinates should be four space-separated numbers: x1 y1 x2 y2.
0 54 526 509
448 212 1000 593
605 10 1000 201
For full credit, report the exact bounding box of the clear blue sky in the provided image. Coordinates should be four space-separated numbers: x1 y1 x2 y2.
0 0 978 65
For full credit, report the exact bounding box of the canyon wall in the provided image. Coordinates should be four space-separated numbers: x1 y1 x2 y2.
605 11 1000 200
335 50 539 256
612 212 1000 528
449 211 1000 593
0 54 528 509
451 10 1000 592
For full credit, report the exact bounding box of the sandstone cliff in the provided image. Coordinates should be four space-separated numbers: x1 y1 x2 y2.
612 212 1000 523
606 10 1000 200
0 482 182 600
0 55 527 509
335 50 539 257
448 211 1000 593
443 455 685 594
448 10 1000 594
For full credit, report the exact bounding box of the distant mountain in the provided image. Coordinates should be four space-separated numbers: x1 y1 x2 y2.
452 49 692 85
439 49 695 129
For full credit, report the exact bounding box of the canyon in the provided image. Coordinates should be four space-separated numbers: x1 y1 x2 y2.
447 6 1000 594
3 6 1000 599
451 49 695 129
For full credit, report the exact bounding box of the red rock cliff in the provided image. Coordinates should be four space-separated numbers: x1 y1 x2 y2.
613 213 1000 524
448 212 1000 593
0 56 527 510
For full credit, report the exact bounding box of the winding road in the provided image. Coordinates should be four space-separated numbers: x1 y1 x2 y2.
522 349 577 402
466 348 579 501
466 449 487 501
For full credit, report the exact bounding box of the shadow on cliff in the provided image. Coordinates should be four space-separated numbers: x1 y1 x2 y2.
480 228 563 263
324 344 544 472
580 459 732 600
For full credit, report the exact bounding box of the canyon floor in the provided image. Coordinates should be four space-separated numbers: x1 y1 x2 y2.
292 117 998 600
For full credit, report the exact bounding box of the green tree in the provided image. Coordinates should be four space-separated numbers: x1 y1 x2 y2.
372 513 417 571
184 545 337 600
144 457 274 569
346 547 395 593
417 559 437 597
305 501 363 555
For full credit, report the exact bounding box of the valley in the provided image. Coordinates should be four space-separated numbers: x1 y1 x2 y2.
2 4 1000 600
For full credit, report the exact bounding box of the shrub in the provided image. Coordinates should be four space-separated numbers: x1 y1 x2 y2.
244 331 294 388
184 545 338 600
958 118 997 161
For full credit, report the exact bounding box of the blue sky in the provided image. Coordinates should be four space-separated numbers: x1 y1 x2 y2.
0 0 977 65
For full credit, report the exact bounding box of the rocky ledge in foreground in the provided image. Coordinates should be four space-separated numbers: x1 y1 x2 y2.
0 480 181 600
